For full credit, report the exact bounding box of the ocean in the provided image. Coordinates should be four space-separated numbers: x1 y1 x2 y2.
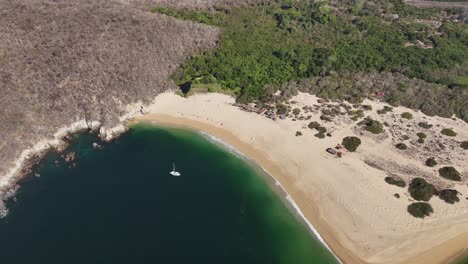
0 124 339 264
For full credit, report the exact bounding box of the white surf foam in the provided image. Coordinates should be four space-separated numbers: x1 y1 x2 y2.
197 130 343 264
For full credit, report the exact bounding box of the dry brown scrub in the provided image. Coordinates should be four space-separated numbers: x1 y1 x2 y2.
0 0 219 177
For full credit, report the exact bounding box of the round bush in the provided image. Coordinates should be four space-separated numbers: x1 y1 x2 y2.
401 112 413 119
384 177 406 187
408 178 436 201
359 118 383 134
438 189 460 204
425 158 437 167
407 202 433 218
308 121 320 129
441 128 457 137
395 143 407 150
416 132 427 139
438 167 461 181
461 141 468 150
315 132 325 139
342 136 361 152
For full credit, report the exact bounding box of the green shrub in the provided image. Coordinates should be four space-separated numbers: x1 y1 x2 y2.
377 106 393 114
395 143 407 150
417 138 425 144
416 132 427 139
315 126 326 133
342 136 361 152
438 189 460 204
276 104 288 115
438 167 462 181
407 202 433 218
441 128 457 137
425 158 437 167
293 108 300 115
409 178 436 201
384 177 406 188
418 122 433 129
314 132 326 139
308 121 320 129
359 118 384 134
461 141 468 150
401 112 413 119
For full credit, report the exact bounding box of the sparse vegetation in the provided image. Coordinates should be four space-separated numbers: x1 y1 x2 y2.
425 157 437 167
293 108 301 115
409 178 436 201
308 121 321 129
441 128 457 137
401 112 413 120
438 189 460 204
408 202 433 218
418 122 433 129
342 136 361 152
377 106 393 114
461 141 468 150
395 143 407 150
296 131 303 136
359 118 384 134
438 166 462 181
0 0 219 178
417 133 427 139
385 177 406 188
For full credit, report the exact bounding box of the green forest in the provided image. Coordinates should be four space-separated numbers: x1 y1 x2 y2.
152 0 468 121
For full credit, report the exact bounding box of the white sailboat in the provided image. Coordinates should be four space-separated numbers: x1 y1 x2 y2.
169 162 181 176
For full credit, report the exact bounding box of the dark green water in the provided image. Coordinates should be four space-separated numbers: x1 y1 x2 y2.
0 124 338 264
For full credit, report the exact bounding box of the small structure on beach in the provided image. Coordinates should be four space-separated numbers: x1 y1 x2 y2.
326 148 337 155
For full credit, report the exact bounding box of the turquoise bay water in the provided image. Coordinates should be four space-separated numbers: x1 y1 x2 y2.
0 124 338 264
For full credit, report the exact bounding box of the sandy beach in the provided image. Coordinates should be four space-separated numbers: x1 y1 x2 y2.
134 92 468 264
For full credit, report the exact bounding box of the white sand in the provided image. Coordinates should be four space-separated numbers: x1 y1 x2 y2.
134 92 468 264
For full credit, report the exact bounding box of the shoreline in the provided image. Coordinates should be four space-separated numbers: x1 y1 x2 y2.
194 128 342 263
132 116 365 264
133 92 468 264
1 91 467 264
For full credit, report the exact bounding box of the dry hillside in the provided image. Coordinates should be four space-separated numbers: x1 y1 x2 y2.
0 0 219 178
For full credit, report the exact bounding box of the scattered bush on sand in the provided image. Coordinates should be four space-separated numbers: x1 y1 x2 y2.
342 136 361 152
384 176 406 188
295 131 302 136
438 189 460 204
409 178 436 201
417 132 427 139
395 143 407 150
394 193 400 198
461 141 468 150
407 202 433 218
438 166 462 181
308 121 320 129
401 112 413 119
418 122 433 129
359 117 384 134
441 128 457 137
425 157 437 167
293 108 300 115
276 104 288 115
314 132 326 139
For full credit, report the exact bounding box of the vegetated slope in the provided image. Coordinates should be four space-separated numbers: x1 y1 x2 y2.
153 0 468 121
0 0 219 178
121 0 270 10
